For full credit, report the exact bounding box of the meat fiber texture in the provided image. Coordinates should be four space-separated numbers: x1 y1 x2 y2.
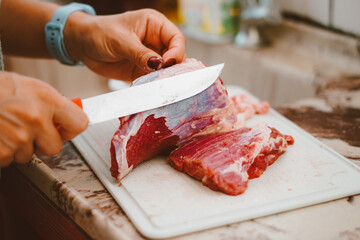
110 59 240 181
169 123 294 196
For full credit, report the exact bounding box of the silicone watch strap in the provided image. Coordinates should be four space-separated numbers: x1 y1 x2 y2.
45 3 96 65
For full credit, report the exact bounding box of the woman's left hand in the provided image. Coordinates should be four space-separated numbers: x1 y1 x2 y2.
64 9 186 81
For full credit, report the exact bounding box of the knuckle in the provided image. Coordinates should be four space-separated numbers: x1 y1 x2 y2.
38 141 63 156
32 81 63 108
51 143 63 155
33 81 55 98
146 10 165 23
144 8 161 17
14 129 32 145
135 48 148 64
25 104 43 125
54 95 68 111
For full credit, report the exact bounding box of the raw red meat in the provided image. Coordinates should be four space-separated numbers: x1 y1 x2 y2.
110 59 240 181
110 58 294 195
231 93 270 122
169 123 294 195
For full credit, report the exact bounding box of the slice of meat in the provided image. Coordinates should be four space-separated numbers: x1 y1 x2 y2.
168 123 294 196
110 59 241 181
247 129 295 179
231 93 270 122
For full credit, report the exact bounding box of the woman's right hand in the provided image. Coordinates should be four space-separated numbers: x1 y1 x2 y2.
0 71 88 167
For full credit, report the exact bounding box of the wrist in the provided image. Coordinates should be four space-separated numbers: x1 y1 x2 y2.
63 11 92 62
44 3 96 65
0 71 16 98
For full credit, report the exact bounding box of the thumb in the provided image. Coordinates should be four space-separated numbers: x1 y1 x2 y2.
121 39 163 72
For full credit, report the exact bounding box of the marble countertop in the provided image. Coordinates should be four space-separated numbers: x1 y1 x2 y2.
12 72 360 239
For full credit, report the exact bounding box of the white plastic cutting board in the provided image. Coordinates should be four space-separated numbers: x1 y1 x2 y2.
72 86 360 239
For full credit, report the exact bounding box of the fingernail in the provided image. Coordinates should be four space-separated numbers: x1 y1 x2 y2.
163 58 176 68
147 57 163 70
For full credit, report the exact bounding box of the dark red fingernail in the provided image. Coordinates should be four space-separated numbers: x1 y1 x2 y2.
147 57 163 70
163 58 176 68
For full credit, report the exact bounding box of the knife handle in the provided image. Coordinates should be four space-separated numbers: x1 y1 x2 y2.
56 98 83 130
71 97 83 109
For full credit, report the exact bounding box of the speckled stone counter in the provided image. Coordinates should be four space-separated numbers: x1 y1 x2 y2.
9 73 360 240
277 75 360 163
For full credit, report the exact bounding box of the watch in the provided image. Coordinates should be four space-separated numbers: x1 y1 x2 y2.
45 2 96 66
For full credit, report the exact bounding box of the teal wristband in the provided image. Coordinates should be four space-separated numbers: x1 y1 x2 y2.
45 3 96 66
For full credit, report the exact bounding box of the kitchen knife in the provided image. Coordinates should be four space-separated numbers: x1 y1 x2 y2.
71 63 224 125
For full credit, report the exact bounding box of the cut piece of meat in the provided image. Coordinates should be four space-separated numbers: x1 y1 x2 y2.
247 129 295 179
110 59 241 181
109 58 293 195
168 123 294 196
231 93 270 122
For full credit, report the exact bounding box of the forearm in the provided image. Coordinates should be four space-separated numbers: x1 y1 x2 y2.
0 0 59 58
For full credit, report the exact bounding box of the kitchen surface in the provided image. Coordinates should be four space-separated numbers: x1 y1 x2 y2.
1 0 360 239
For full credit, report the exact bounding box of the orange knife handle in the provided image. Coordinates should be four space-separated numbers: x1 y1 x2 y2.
71 97 83 109
56 98 83 130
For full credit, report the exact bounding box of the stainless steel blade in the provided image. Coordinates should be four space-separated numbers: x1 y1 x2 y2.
82 63 224 125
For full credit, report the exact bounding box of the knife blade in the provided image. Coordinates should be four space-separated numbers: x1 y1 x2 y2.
72 63 224 125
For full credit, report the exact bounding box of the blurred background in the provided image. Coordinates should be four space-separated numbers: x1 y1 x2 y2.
4 0 360 106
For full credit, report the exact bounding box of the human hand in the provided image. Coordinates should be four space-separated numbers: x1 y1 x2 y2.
0 72 88 167
64 9 186 81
